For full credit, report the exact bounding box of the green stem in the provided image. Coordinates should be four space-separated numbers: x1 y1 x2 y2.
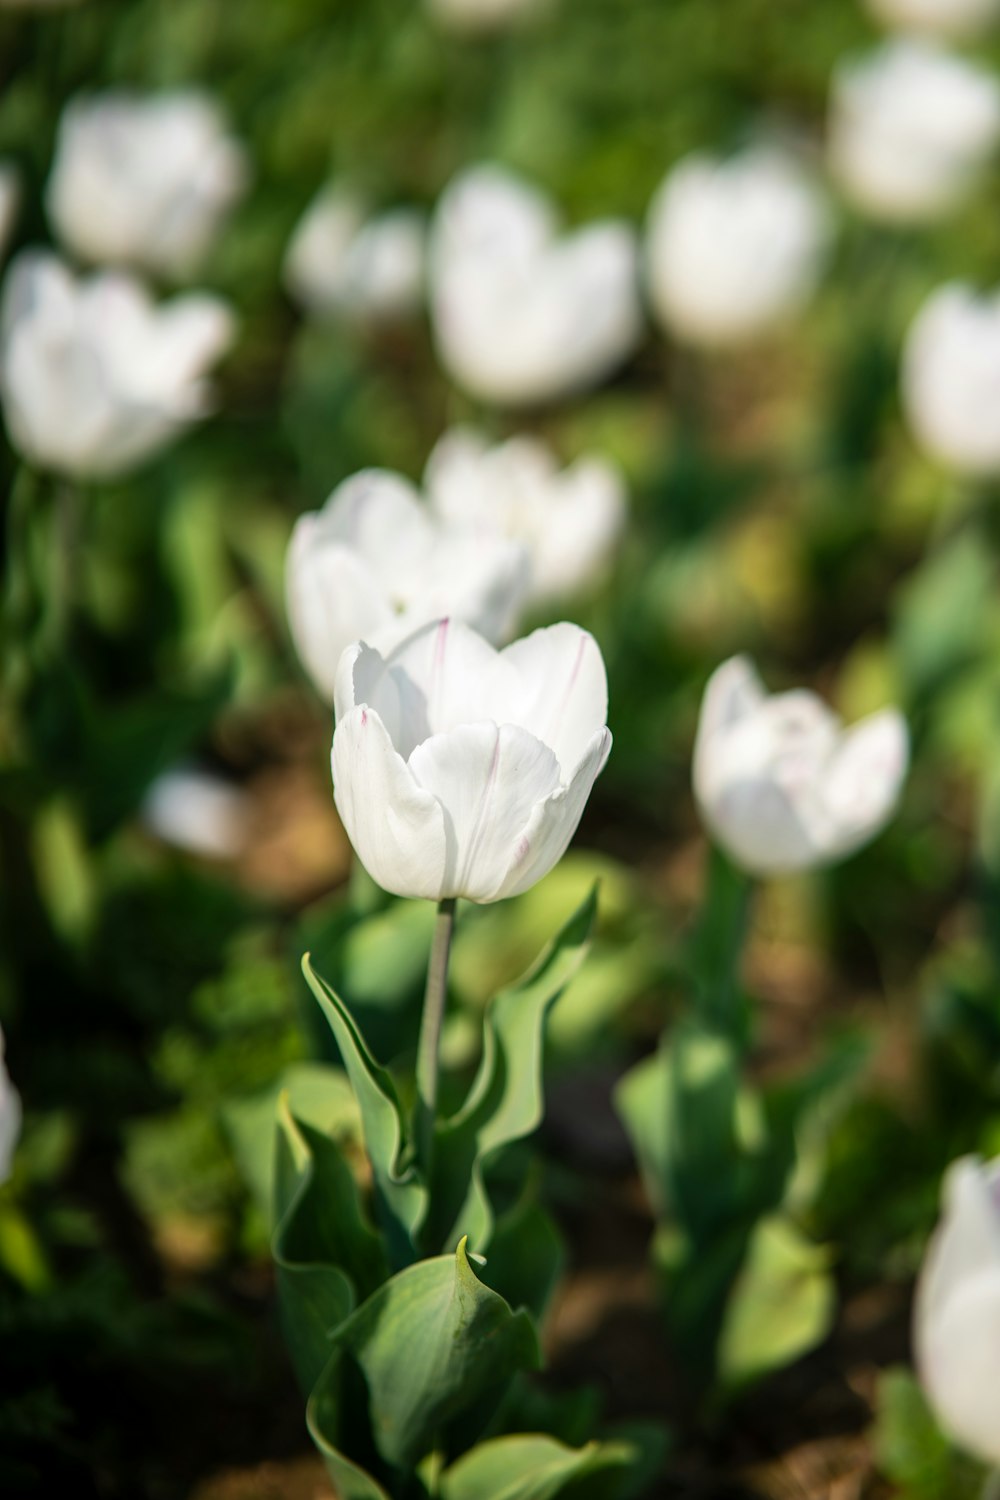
694 843 753 1043
415 897 457 1177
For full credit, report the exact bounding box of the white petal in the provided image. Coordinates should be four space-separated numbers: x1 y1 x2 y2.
407 722 560 901
331 706 448 899
375 619 519 754
824 708 909 857
500 623 609 776
286 522 392 701
493 726 612 900
916 1157 1000 1338
694 655 767 757
917 1269 1000 1465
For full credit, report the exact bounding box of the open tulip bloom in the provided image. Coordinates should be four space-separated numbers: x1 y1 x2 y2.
902 283 1000 479
284 187 426 323
285 469 529 701
694 656 908 876
331 617 611 904
915 1156 1000 1467
0 251 234 480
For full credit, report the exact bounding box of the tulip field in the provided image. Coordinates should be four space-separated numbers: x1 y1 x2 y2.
5 0 1000 1496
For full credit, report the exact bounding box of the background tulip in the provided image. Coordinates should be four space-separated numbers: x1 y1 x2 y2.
424 426 626 606
645 147 831 348
426 0 548 32
914 1156 1000 1466
47 91 248 278
0 1027 21 1187
284 188 425 322
828 41 1000 225
694 656 908 876
0 251 234 479
866 0 1000 40
902 283 1000 477
285 469 529 701
331 618 611 901
429 164 642 406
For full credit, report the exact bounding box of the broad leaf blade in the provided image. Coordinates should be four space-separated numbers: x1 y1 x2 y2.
440 1433 639 1500
302 953 427 1266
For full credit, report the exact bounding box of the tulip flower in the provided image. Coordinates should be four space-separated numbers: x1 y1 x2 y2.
424 426 626 607
286 469 529 702
142 767 250 860
902 284 1000 478
429 165 642 407
693 656 908 876
331 617 611 902
426 0 547 31
47 91 248 278
645 148 831 348
866 0 1000 41
0 1026 21 1187
284 188 425 322
828 40 1000 225
914 1155 1000 1466
0 252 235 480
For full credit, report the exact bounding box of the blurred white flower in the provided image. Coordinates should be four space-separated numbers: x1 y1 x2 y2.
902 283 1000 477
867 0 1000 41
0 251 235 480
286 469 529 701
0 166 20 263
284 188 425 322
829 40 1000 224
693 656 908 875
332 618 611 901
141 766 250 860
47 91 248 278
0 1026 21 1187
425 426 626 606
645 148 831 348
914 1155 1000 1465
427 0 546 31
429 164 642 406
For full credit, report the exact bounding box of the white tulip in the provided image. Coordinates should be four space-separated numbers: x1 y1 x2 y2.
47 91 248 278
645 148 831 348
429 165 642 406
142 767 250 860
424 426 625 607
828 40 1000 225
693 656 908 876
284 188 425 322
0 251 235 480
0 1026 21 1187
867 0 1000 41
427 0 546 32
902 283 1000 477
0 165 19 263
332 618 611 901
914 1155 1000 1465
286 469 529 702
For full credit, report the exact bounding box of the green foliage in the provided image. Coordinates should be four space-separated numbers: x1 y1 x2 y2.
872 1368 987 1500
438 1432 641 1500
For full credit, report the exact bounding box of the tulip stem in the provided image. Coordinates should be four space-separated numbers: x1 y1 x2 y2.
415 897 457 1177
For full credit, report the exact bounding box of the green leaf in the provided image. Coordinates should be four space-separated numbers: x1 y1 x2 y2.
439 1432 639 1500
717 1216 835 1391
272 1099 382 1394
308 1238 540 1481
872 1367 987 1500
223 1061 359 1221
302 953 427 1268
478 1194 564 1326
429 888 598 1254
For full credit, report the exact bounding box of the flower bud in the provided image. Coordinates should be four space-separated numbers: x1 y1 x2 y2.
286 469 529 701
429 165 642 407
914 1156 1000 1466
828 40 1000 225
645 148 831 348
902 283 1000 477
693 656 908 875
47 91 248 278
0 251 234 480
424 426 626 607
332 618 611 901
284 188 425 323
